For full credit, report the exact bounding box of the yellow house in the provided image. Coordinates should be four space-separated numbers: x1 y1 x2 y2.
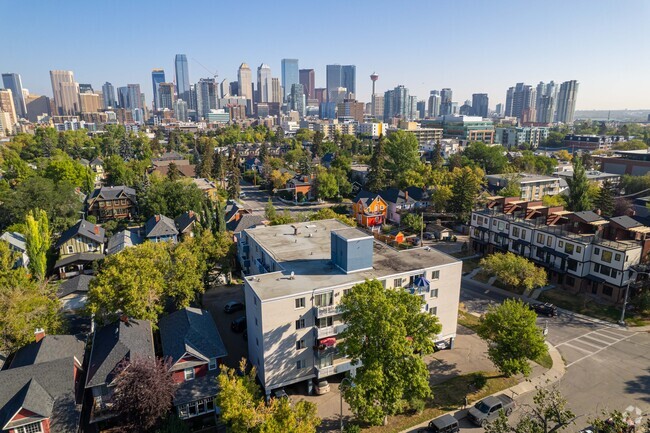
352 191 387 229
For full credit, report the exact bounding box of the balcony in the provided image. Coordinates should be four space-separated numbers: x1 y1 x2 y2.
315 305 342 318
316 323 348 339
315 358 359 379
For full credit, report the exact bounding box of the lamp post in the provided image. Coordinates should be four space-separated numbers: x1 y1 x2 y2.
340 377 354 433
620 269 647 326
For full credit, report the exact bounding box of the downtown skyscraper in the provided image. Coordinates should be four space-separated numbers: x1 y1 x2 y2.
102 82 116 108
196 78 217 119
472 93 489 118
299 69 315 100
326 64 356 101
427 91 440 117
281 59 299 102
2 73 27 119
238 63 253 115
50 70 79 116
151 69 166 111
556 80 579 124
535 81 558 124
175 54 190 102
257 64 272 103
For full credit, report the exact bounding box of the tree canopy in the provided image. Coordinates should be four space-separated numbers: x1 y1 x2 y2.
480 252 547 293
140 178 206 220
339 279 442 425
565 156 592 212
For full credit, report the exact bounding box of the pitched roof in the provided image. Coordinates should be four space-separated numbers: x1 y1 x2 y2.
0 231 26 252
89 185 137 202
10 335 85 369
54 252 104 269
175 211 198 234
226 213 266 233
173 371 218 405
56 219 105 248
405 186 429 201
609 215 642 229
85 319 154 388
353 190 381 207
378 188 416 206
57 275 95 298
153 164 197 178
106 229 144 255
0 358 80 432
572 211 606 224
153 151 184 162
89 157 103 167
224 200 251 223
145 215 179 238
159 307 227 366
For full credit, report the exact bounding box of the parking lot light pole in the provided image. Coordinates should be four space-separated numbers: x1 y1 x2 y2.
340 377 354 433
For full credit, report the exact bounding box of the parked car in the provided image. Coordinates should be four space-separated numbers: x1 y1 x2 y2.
274 389 289 399
224 300 245 313
424 232 435 240
231 316 247 332
314 380 330 395
468 394 515 427
434 339 451 352
529 302 558 317
417 414 459 433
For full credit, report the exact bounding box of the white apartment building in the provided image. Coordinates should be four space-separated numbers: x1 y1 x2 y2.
486 173 562 201
238 219 461 395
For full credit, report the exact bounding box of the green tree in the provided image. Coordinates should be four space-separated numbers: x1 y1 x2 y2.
25 209 51 281
217 359 321 433
140 178 206 220
216 201 226 233
265 198 277 221
166 162 183 181
167 240 203 308
431 141 444 169
227 166 241 200
385 131 421 177
477 299 547 377
593 180 615 217
542 131 565 147
555 150 572 161
462 142 509 174
430 185 453 212
402 212 424 233
565 156 591 212
448 166 485 222
612 139 648 151
499 179 522 198
314 169 339 200
366 137 387 192
312 131 324 158
339 279 442 425
480 252 547 293
590 410 632 433
197 138 215 178
308 208 357 226
44 154 94 192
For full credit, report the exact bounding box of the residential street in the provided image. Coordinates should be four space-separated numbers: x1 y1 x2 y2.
238 181 339 213
460 280 650 432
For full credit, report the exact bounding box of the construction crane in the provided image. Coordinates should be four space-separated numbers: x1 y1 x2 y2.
192 57 218 80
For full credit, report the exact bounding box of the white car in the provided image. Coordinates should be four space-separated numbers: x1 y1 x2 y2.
314 380 330 395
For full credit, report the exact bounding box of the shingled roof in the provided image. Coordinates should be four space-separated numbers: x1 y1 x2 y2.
353 190 381 207
85 319 154 389
10 335 85 369
159 307 227 368
56 219 105 248
226 214 266 233
145 215 179 239
57 275 95 299
88 185 136 202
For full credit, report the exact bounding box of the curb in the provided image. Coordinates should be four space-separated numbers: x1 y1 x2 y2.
399 342 566 433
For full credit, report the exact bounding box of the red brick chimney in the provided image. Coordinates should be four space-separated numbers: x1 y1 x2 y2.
94 225 100 235
404 190 409 200
155 215 160 222
34 328 45 342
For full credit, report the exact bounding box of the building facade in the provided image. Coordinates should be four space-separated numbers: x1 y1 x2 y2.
50 70 80 116
299 69 315 100
2 73 27 119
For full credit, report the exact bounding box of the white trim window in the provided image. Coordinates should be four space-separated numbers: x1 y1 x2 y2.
16 423 43 433
208 358 217 370
178 397 216 419
184 367 195 381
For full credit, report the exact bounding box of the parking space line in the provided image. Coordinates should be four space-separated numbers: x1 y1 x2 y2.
561 343 595 354
590 331 621 342
570 338 602 350
566 332 639 368
596 329 630 339
556 328 605 347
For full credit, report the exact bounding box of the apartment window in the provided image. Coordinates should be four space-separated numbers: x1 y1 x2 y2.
567 259 578 272
314 292 333 307
296 339 306 350
615 253 621 261
295 297 305 309
184 368 195 381
558 241 564 247
594 247 600 255
317 317 333 328
602 251 613 263
296 359 306 369
430 307 438 315
16 422 43 433
546 236 552 247
295 319 305 329
564 243 574 254
430 288 439 298
512 227 520 237
492 220 496 226
537 233 544 243
209 358 217 370
522 229 526 237
603 286 613 297
393 278 403 287
472 215 477 221
431 270 440 280
576 246 582 254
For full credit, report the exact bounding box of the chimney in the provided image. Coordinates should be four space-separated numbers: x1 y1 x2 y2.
189 210 194 218
404 190 408 200
34 328 45 342
94 225 100 235
155 215 160 222
595 209 602 216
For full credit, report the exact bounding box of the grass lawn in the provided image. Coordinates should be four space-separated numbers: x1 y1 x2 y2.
461 259 481 274
362 372 518 433
533 349 553 369
473 271 491 284
457 310 481 332
539 289 650 326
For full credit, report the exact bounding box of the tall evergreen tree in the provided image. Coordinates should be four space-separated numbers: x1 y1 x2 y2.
258 142 268 163
212 151 225 184
166 162 182 181
227 166 241 200
312 131 324 158
448 167 484 222
366 136 387 192
25 209 51 281
216 201 226 233
197 140 214 179
431 140 444 169
593 180 615 216
565 156 592 212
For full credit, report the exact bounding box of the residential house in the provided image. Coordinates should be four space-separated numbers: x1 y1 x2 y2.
225 200 252 225
87 186 137 222
106 229 144 255
145 214 179 243
192 178 219 201
378 188 417 224
175 211 199 239
237 220 461 395
0 333 85 433
152 151 186 165
158 308 228 422
153 163 197 178
85 318 154 425
244 157 262 173
352 190 387 230
426 221 453 241
287 174 314 202
56 219 106 257
89 157 105 184
57 275 94 312
0 231 29 268
405 186 430 209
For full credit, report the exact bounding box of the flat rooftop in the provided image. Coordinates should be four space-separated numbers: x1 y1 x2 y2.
243 219 459 301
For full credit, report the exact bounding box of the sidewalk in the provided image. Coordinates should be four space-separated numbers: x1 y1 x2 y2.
400 342 565 433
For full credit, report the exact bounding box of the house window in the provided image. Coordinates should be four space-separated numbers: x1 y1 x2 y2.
295 297 305 309
314 292 333 306
602 250 613 263
537 233 544 243
296 359 306 369
430 288 439 298
576 246 582 254
567 259 578 271
67 245 74 254
296 339 306 350
209 358 217 370
564 243 574 254
343 288 352 297
393 278 403 287
558 241 564 247
431 270 440 280
430 307 438 315
16 423 42 433
594 247 600 255
184 368 195 381
512 227 520 237
546 236 552 247
522 229 526 237
295 318 305 329
615 253 621 261
603 286 613 297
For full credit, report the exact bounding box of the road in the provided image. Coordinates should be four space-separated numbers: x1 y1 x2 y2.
238 181 342 214
459 280 650 431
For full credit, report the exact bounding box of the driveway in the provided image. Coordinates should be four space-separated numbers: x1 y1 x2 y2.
202 284 248 368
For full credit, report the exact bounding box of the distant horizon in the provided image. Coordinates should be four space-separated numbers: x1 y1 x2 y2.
2 0 648 111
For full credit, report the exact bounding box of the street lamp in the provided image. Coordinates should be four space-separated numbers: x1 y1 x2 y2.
340 377 354 433
620 270 649 326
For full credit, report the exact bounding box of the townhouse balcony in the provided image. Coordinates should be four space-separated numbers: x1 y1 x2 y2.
315 305 342 318
316 323 348 339
315 358 359 379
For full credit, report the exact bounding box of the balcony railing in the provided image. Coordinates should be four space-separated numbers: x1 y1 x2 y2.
316 323 348 339
315 305 342 318
315 359 359 379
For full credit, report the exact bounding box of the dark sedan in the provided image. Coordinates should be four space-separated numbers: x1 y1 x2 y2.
530 302 558 317
231 316 247 332
224 301 245 314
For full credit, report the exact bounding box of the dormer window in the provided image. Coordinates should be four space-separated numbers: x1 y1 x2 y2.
184 368 195 380
16 422 43 433
209 358 217 370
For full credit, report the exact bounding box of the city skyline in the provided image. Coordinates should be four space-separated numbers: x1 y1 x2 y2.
1 0 648 110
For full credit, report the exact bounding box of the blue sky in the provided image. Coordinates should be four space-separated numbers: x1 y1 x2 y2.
3 0 649 110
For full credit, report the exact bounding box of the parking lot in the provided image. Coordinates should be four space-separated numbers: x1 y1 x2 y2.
202 284 248 368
